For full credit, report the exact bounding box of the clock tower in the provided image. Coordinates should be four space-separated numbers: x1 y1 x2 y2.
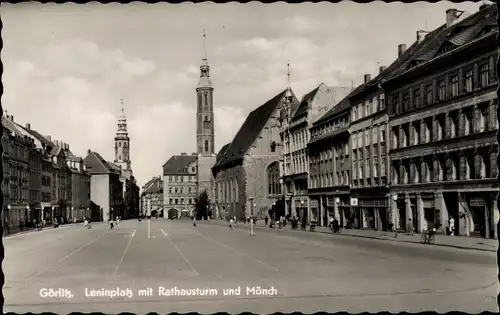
114 102 132 172
196 29 215 156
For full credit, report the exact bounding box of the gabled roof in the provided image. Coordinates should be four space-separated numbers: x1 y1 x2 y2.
313 84 366 126
291 85 320 120
143 178 163 194
2 117 24 137
214 89 290 170
15 123 55 148
388 4 497 80
84 151 115 174
163 155 197 175
216 143 231 163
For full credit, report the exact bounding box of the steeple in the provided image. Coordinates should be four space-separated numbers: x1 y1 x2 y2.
114 98 131 170
285 61 293 101
196 29 215 156
198 29 212 88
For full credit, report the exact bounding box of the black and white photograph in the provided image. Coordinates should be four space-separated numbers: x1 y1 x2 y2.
1 1 498 313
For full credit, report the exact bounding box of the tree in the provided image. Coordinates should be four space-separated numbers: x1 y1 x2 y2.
195 190 210 220
125 176 140 219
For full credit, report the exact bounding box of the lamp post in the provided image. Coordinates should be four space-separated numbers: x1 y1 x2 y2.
250 202 256 236
26 205 30 222
147 205 151 239
71 206 75 223
7 204 11 234
300 200 304 222
52 206 55 224
335 197 340 223
391 194 398 237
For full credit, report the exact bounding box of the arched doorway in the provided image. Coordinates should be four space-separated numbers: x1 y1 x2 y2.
168 209 178 219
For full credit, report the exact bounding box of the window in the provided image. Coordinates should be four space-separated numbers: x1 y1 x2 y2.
204 93 208 108
204 140 209 152
402 92 410 112
392 96 400 115
373 97 378 113
413 88 421 108
373 157 379 178
372 127 378 143
169 187 173 194
364 130 370 146
479 64 489 88
464 69 473 93
118 155 122 160
352 134 357 149
267 162 281 195
451 75 459 97
424 84 432 105
379 94 385 110
437 79 445 101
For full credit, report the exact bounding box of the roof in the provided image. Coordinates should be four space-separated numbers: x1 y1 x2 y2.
313 84 365 126
387 4 497 81
213 89 289 170
83 151 115 174
2 117 25 137
162 155 197 175
143 178 163 194
16 123 55 148
216 143 231 163
291 86 320 120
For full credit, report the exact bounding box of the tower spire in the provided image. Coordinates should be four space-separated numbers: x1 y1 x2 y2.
287 60 291 89
202 29 207 62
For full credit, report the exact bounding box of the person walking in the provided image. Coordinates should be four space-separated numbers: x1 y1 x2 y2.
229 217 234 229
193 215 197 227
407 218 414 235
333 217 339 233
329 216 334 231
449 216 455 236
265 216 269 226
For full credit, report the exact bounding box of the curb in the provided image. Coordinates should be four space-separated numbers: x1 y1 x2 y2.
198 220 497 253
312 228 497 253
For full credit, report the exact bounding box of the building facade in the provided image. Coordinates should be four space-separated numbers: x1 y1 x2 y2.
84 150 123 222
281 83 351 224
2 115 34 230
141 176 163 217
114 106 133 178
382 4 498 238
213 89 298 221
67 156 91 221
163 154 198 218
308 97 353 227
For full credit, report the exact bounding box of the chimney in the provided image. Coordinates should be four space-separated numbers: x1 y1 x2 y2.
364 74 371 84
398 44 407 57
10 115 14 121
87 149 91 155
446 9 459 28
181 152 187 156
25 123 31 130
379 66 387 73
4 111 7 117
46 135 51 142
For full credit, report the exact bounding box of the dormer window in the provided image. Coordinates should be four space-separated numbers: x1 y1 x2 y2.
270 141 277 153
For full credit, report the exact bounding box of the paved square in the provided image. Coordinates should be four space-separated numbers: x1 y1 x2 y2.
3 219 498 313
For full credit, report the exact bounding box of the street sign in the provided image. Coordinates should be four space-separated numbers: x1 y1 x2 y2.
350 198 359 206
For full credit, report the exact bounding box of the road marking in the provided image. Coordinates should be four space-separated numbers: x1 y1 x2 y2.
197 233 279 272
113 230 136 276
160 229 199 276
25 230 111 282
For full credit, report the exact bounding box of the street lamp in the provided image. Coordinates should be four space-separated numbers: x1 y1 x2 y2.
71 206 75 223
335 197 340 223
6 204 11 233
26 205 30 222
52 206 55 224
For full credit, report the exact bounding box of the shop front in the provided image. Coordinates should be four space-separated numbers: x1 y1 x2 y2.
458 191 497 239
310 199 319 224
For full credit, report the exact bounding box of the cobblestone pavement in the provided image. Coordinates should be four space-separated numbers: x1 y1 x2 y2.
3 218 497 314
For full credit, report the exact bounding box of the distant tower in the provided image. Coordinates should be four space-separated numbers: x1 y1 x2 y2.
114 100 131 171
196 29 215 156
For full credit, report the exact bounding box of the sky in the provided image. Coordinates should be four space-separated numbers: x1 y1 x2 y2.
1 1 481 188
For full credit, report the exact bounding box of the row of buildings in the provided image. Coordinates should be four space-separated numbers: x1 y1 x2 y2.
213 3 498 239
2 106 136 231
157 3 497 239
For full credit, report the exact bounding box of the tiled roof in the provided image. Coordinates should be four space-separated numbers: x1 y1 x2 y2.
313 84 365 126
163 155 197 175
84 151 114 174
291 86 320 120
15 123 55 148
213 89 290 170
216 143 231 163
391 4 497 78
143 179 163 194
2 117 24 137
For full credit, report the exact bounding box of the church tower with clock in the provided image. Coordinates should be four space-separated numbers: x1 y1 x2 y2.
195 30 216 204
114 103 133 179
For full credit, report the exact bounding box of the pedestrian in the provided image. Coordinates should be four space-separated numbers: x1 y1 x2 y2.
234 216 237 224
229 217 234 229
449 216 455 236
329 216 334 230
407 218 414 235
333 217 339 233
265 216 269 225
193 215 197 227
